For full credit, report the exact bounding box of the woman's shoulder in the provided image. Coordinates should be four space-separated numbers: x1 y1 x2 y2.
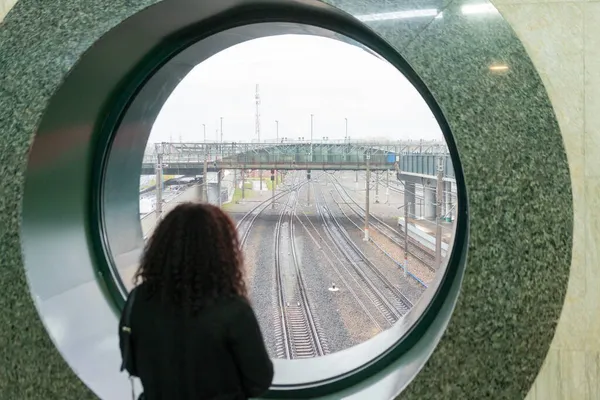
212 294 253 316
128 282 147 301
218 294 250 308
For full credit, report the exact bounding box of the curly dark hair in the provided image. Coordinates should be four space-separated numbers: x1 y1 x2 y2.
134 202 247 314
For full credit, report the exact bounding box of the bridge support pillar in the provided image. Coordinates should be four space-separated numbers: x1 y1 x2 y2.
424 182 436 221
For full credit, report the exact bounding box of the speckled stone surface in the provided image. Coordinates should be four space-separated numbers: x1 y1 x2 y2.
0 1 160 398
325 1 571 399
398 3 571 397
0 1 571 400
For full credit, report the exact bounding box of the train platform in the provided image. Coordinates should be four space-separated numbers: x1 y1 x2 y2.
330 172 455 244
407 217 454 244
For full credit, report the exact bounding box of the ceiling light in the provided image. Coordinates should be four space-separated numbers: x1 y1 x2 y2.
462 4 499 15
357 9 439 22
489 64 509 72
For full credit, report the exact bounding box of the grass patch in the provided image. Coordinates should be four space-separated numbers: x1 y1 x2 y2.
266 178 282 191
222 188 254 210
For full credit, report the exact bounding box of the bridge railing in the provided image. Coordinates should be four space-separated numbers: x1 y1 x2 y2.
144 141 450 157
145 150 399 166
141 141 455 178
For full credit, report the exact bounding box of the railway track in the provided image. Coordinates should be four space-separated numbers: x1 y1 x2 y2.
294 206 388 332
273 186 328 359
314 184 412 324
327 174 437 270
327 192 428 288
237 174 306 246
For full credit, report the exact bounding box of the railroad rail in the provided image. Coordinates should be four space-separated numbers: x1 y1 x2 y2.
314 185 412 325
237 173 307 246
328 173 437 270
328 193 428 288
295 207 387 332
273 186 328 359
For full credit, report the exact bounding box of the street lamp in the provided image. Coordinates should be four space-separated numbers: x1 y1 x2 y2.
202 124 206 143
345 117 348 141
220 117 223 143
276 120 279 143
310 114 314 162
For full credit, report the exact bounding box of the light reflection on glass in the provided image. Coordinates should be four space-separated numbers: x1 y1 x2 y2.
357 9 439 22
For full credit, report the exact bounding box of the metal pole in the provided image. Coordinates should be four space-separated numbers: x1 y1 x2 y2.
220 117 223 161
435 156 444 269
241 169 245 200
155 152 163 219
403 197 409 277
345 117 348 141
256 84 262 192
275 120 279 187
310 114 313 162
271 170 275 209
386 169 389 203
364 153 370 241
233 169 237 203
217 169 222 208
203 149 208 202
220 117 223 143
375 171 379 203
203 124 206 143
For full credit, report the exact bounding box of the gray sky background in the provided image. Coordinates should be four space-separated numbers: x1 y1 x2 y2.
149 35 444 144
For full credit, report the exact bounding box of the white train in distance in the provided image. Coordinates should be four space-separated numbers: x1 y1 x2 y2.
397 217 449 257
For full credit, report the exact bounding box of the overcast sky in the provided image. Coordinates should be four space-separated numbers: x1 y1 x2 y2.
149 35 444 144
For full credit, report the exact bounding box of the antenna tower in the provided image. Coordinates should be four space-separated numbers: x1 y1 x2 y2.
255 84 261 143
255 84 263 190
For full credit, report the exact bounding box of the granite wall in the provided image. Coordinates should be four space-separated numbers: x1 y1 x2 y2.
492 1 600 398
0 0 577 399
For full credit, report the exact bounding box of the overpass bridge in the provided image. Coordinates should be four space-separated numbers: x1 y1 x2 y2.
141 140 458 224
140 140 456 184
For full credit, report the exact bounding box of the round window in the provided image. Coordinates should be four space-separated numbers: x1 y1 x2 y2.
101 23 463 393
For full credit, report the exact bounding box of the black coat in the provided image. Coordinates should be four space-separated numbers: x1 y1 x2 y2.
119 284 274 400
